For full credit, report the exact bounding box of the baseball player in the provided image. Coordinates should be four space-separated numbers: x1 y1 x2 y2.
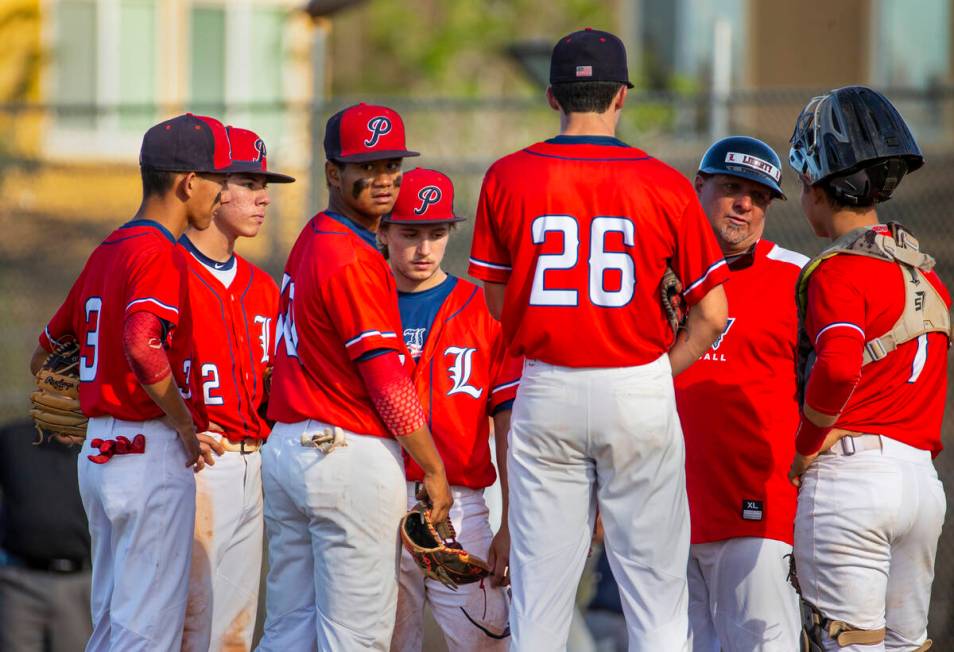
259 103 452 651
380 168 520 651
30 114 232 651
468 29 730 650
788 86 949 651
179 126 292 651
675 136 805 651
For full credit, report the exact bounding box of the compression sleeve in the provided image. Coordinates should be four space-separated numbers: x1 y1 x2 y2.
122 311 173 385
356 351 426 437
796 328 865 455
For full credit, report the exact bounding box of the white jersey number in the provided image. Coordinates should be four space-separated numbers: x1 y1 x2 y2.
79 297 102 381
275 273 299 358
201 363 225 406
529 215 636 308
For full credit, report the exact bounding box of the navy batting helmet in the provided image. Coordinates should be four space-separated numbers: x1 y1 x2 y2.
789 85 923 205
698 136 785 199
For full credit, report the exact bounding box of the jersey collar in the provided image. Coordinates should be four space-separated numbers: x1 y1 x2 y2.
725 240 762 271
178 234 236 271
325 211 379 250
121 219 176 244
544 134 630 148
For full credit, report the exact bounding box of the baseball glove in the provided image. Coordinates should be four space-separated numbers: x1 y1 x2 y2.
31 340 87 445
661 265 686 335
400 501 491 590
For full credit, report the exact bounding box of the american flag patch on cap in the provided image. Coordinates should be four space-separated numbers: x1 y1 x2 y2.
576 65 593 77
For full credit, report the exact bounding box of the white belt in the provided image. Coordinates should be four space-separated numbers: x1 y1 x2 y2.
823 434 933 464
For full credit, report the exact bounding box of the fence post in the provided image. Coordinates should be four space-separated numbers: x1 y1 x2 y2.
709 18 731 143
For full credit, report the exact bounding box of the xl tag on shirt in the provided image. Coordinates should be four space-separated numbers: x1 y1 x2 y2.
742 499 763 521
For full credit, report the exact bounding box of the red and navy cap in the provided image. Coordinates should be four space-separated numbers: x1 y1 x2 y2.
549 28 634 88
139 113 232 173
383 168 465 225
324 103 420 163
220 127 295 183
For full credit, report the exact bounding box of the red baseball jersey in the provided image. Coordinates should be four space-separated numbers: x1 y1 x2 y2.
403 279 522 489
468 136 729 367
675 241 807 545
802 252 951 455
40 220 203 424
268 212 413 436
180 242 278 442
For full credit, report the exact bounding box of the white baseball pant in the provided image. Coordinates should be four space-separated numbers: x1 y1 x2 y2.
257 421 407 652
181 446 263 652
687 537 800 652
508 355 690 652
391 483 509 652
794 435 945 651
78 416 196 652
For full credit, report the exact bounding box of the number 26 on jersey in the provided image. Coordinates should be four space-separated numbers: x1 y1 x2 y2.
530 215 636 308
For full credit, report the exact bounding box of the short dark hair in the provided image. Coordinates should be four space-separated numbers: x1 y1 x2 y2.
550 81 624 114
819 181 877 209
140 166 177 198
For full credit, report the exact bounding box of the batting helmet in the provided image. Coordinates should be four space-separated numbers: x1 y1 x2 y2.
698 136 786 199
789 85 923 205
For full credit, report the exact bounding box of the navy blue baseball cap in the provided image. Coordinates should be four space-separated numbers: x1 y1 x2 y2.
139 113 232 173
550 28 633 88
698 136 786 199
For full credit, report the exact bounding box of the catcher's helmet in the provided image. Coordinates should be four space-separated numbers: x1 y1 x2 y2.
789 85 923 205
698 136 786 199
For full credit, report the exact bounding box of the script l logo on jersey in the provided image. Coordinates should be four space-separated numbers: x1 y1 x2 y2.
404 327 426 359
444 346 483 399
364 116 392 147
711 317 736 350
414 186 442 215
254 315 272 363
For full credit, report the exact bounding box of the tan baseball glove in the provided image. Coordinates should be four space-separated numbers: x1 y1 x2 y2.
31 340 87 445
400 501 491 590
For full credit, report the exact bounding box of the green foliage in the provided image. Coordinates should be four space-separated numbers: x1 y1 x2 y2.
339 0 614 96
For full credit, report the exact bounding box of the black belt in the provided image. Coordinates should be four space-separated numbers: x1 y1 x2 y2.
18 555 90 574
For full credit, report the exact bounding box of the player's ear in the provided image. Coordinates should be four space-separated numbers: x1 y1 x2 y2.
325 161 341 190
174 171 196 202
613 84 628 110
693 174 706 195
545 86 561 113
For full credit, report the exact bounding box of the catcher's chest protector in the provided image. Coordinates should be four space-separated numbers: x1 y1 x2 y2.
795 224 952 403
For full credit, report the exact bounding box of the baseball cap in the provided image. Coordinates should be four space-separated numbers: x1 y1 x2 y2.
324 103 420 163
383 168 466 225
140 113 232 173
549 28 633 88
219 126 295 183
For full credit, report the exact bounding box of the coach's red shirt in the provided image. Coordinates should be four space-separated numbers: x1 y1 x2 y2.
799 247 950 456
180 239 278 442
676 240 807 545
268 212 413 437
469 135 728 368
40 220 204 425
403 279 522 489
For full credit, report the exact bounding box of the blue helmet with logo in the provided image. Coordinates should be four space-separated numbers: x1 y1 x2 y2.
698 135 786 200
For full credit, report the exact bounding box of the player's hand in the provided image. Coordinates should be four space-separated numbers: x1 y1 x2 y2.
170 421 201 469
196 422 226 470
422 469 452 525
788 452 818 488
487 525 510 587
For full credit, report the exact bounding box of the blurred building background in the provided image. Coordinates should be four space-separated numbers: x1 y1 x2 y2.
1 0 953 648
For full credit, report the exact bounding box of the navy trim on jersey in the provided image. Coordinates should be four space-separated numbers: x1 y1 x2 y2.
356 348 393 362
399 275 458 358
444 285 479 323
121 219 176 244
545 135 630 148
326 211 378 250
179 235 236 271
523 148 651 163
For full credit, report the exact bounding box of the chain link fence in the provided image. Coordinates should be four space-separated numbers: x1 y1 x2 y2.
2 86 953 644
